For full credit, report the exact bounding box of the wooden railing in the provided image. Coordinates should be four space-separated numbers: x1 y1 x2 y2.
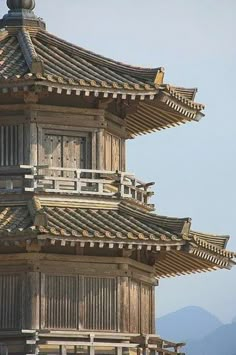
1 330 185 355
0 166 155 206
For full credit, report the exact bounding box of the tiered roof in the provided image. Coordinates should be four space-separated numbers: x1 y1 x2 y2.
0 3 205 137
0 197 234 278
0 1 234 277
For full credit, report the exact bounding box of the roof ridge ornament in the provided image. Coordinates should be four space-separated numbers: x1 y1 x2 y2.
0 0 45 29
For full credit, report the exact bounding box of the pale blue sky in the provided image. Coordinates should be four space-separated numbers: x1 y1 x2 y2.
1 0 235 323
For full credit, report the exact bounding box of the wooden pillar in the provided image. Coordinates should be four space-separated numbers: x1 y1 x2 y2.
97 129 104 170
24 271 40 329
116 348 122 355
25 343 39 355
59 345 67 355
29 122 38 166
119 265 130 332
151 285 156 334
91 131 97 170
122 347 130 355
121 140 126 172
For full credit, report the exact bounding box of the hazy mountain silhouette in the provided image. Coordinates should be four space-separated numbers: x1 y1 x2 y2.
156 306 222 342
186 322 236 355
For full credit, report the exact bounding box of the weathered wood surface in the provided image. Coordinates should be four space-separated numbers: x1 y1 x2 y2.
0 257 154 334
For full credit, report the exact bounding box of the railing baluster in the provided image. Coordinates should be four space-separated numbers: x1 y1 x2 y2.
77 169 81 193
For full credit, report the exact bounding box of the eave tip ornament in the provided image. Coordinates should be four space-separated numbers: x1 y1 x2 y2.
1 0 45 29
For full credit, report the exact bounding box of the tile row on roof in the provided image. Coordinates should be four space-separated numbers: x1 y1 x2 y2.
0 27 205 136
0 197 234 278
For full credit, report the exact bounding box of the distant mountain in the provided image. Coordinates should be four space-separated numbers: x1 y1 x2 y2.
156 306 222 342
186 322 236 355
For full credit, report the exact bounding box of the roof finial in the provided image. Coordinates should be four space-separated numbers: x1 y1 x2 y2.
1 0 45 29
7 0 35 10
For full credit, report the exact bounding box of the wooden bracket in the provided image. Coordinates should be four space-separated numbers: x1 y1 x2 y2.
26 241 42 253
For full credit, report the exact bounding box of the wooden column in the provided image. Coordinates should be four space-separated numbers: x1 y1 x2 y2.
29 122 38 166
97 129 104 170
151 285 156 334
119 264 130 332
122 348 130 355
116 348 122 355
59 345 67 355
91 131 97 169
121 140 126 171
24 271 40 330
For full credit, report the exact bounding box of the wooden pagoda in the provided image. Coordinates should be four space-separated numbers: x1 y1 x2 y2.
0 1 235 354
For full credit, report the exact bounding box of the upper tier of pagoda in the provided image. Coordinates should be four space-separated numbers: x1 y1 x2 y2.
0 0 204 138
0 0 234 278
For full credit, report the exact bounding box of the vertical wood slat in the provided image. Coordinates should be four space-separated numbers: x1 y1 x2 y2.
0 125 24 166
0 274 21 329
44 275 77 329
83 276 117 331
42 274 118 331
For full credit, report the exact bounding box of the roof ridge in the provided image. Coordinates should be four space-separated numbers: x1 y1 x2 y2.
17 29 44 75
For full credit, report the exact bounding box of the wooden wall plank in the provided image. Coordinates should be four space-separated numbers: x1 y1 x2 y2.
83 276 117 331
0 125 25 166
43 274 78 330
0 274 22 329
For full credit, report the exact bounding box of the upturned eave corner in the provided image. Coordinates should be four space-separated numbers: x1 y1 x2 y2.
0 1 233 354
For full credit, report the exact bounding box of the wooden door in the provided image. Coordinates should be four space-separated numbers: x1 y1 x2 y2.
44 134 62 176
63 136 86 177
43 133 87 176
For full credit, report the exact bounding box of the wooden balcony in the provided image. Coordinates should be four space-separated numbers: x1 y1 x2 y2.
0 166 155 207
0 331 185 355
